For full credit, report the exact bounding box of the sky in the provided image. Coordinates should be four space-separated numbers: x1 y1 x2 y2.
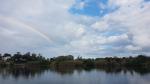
0 0 150 58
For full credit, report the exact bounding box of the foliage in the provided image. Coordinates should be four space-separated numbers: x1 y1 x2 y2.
0 52 150 69
0 52 50 66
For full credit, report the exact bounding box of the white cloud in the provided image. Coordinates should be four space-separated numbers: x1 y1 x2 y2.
108 0 142 7
99 2 107 10
73 1 86 10
107 34 129 43
94 34 129 45
0 0 94 57
126 45 142 51
91 21 109 32
91 0 150 55
0 0 149 57
69 33 129 56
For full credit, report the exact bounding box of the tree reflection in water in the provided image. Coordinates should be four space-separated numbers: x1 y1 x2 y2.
0 66 150 80
96 66 150 76
0 66 49 79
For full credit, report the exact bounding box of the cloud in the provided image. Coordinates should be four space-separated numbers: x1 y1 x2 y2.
0 15 52 43
91 20 109 32
73 1 86 10
89 0 150 56
0 0 149 57
126 45 142 51
0 0 90 57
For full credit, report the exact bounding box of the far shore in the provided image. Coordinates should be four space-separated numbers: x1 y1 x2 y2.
0 52 150 69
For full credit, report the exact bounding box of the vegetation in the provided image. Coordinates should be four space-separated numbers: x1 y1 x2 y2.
0 52 50 66
0 52 150 69
49 55 150 69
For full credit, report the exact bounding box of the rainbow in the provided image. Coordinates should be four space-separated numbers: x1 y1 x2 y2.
0 15 52 43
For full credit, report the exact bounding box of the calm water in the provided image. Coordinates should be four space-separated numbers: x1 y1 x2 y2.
0 67 150 84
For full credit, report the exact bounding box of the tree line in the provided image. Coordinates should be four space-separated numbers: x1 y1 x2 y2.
0 52 50 66
0 52 150 68
50 55 150 68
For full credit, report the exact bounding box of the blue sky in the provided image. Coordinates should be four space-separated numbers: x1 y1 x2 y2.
0 0 150 58
70 0 115 17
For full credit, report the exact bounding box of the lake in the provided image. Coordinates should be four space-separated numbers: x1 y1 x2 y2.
0 67 150 84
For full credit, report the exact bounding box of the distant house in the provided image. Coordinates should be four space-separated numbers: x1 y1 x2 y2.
2 54 11 61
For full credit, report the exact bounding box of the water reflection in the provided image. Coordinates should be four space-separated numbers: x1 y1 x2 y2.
0 66 49 79
96 67 150 75
0 66 150 81
50 67 150 76
50 67 95 75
